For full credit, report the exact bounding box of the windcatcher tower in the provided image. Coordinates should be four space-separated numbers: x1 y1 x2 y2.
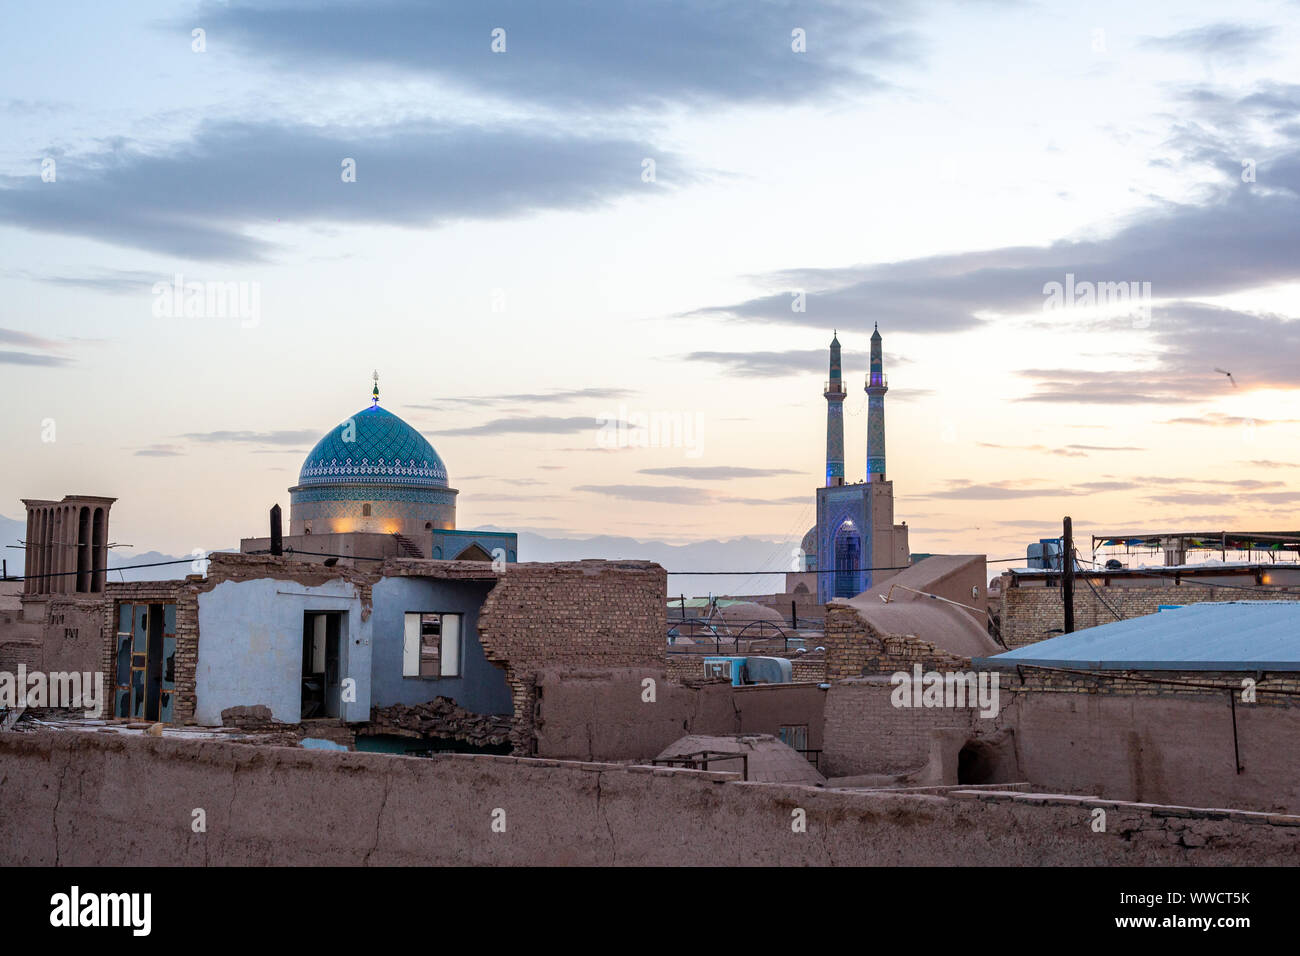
865 323 888 481
824 332 846 486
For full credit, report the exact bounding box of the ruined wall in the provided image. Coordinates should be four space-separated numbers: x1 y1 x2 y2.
100 556 377 725
1001 583 1299 648
2 731 1298 866
533 667 826 761
195 577 373 725
368 577 509 714
17 596 106 676
477 560 666 753
821 670 1300 814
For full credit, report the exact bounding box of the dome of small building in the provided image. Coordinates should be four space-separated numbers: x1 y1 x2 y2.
800 526 818 556
288 392 458 540
297 405 448 489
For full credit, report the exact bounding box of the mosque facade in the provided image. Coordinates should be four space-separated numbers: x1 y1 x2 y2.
802 328 910 603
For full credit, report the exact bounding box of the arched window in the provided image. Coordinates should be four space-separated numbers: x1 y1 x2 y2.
362 504 372 517
833 519 861 598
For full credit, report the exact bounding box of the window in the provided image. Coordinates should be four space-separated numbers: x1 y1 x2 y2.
114 601 177 722
362 504 372 517
703 659 732 680
403 612 462 678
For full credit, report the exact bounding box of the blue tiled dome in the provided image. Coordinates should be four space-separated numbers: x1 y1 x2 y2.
297 405 449 489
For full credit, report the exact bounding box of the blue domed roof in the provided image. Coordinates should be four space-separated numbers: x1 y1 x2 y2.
297 405 449 489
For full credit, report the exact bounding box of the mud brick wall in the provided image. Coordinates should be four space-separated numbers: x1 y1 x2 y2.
4 731 1300 866
791 657 826 683
821 668 1300 813
824 604 972 681
1001 584 1300 648
823 676 979 777
532 667 826 761
477 560 666 753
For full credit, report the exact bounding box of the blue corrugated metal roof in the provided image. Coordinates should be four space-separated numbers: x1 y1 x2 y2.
975 601 1300 671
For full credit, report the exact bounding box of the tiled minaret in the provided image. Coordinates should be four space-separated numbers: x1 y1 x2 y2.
824 332 846 487
865 323 888 482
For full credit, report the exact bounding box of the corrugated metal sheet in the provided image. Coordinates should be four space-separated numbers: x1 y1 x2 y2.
976 601 1300 671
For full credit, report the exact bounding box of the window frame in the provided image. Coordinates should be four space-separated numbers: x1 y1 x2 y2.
402 611 463 679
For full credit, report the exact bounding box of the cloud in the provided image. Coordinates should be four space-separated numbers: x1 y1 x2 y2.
0 120 690 261
0 328 61 350
0 327 71 367
1140 22 1277 59
1143 492 1239 505
180 429 321 445
1162 412 1300 427
978 442 1087 458
133 444 186 457
716 495 810 506
22 269 161 294
200 0 913 111
977 441 1144 456
1253 491 1300 504
1244 459 1300 468
1073 481 1141 493
574 484 712 505
888 388 935 402
1019 304 1300 404
408 387 633 410
0 350 70 367
680 347 873 377
687 79 1300 340
637 466 800 480
433 415 607 436
915 481 1075 501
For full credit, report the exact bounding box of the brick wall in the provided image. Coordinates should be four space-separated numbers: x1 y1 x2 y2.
1001 582 1300 648
823 676 977 776
791 657 826 683
477 560 666 753
820 667 1300 812
824 604 971 680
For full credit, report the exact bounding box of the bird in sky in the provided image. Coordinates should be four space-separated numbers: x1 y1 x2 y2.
1214 367 1237 387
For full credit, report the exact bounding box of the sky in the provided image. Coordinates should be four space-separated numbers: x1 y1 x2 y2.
3 0 1300 570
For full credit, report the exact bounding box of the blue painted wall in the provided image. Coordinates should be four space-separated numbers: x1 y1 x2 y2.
370 576 512 715
195 577 373 725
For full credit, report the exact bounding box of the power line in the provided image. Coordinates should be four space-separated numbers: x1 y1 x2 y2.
7 554 219 582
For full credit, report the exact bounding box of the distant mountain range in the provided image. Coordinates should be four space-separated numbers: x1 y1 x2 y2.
0 515 795 599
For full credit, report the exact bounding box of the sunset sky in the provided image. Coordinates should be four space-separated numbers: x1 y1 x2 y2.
4 0 1300 567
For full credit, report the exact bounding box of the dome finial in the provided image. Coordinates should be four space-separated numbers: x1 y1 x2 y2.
371 369 380 407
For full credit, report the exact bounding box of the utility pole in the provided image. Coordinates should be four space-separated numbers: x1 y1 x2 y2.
1062 515 1075 634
